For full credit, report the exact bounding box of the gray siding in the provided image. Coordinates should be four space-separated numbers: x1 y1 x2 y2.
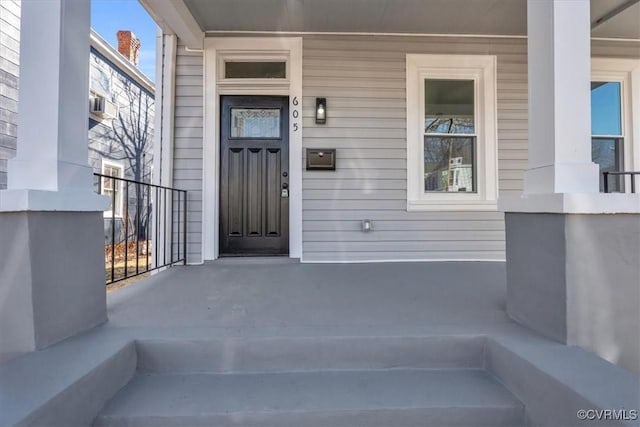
302 36 520 261
173 45 204 263
87 48 155 182
171 35 640 263
0 0 20 189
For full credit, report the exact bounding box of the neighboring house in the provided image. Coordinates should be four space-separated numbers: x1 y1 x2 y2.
88 30 155 240
0 1 154 200
0 1 155 237
0 0 19 190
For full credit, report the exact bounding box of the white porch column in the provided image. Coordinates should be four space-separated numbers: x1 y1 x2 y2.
0 0 106 209
0 0 107 361
524 0 599 195
499 0 640 373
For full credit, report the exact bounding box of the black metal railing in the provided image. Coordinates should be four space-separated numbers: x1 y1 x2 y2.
603 171 639 194
95 173 187 285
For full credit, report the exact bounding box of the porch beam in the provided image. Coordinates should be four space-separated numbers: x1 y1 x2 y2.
139 0 204 49
591 0 640 30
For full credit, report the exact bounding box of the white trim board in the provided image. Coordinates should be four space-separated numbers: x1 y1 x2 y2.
202 37 303 261
203 30 640 43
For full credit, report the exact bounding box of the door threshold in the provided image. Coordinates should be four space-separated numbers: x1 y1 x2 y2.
212 256 299 265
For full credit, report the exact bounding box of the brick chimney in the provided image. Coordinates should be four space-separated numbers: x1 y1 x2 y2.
117 30 141 66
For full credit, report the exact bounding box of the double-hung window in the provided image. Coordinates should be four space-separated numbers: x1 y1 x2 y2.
101 159 124 218
591 58 640 193
407 55 498 211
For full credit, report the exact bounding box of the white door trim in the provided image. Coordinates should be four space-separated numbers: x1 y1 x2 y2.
202 37 303 260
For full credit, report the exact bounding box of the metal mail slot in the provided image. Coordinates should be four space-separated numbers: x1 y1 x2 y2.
306 148 336 171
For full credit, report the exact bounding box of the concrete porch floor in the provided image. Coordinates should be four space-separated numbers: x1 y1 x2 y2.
2 260 638 426
107 259 516 336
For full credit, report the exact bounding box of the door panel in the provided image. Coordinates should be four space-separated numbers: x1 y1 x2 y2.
220 96 289 255
227 147 244 236
265 148 282 236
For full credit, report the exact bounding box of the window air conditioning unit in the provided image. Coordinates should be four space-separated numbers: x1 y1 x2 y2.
449 157 463 166
90 95 118 119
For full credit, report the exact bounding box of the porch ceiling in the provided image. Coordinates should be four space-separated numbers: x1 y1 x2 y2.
180 0 640 39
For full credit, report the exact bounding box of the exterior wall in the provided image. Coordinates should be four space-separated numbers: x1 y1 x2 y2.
88 47 155 183
87 46 155 243
170 35 640 263
0 0 20 189
173 44 204 263
301 36 518 262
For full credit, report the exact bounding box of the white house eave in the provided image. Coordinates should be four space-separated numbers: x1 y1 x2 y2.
138 0 204 49
139 0 639 42
90 29 155 94
201 30 640 43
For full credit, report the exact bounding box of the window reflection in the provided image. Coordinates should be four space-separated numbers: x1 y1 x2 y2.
424 79 476 193
591 82 623 192
591 82 621 136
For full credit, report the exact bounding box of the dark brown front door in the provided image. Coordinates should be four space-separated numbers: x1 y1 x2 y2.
220 96 289 255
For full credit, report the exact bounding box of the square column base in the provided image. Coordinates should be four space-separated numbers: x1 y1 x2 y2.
505 212 640 373
0 211 107 360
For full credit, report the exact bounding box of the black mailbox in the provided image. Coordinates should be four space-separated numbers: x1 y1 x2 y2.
306 148 336 171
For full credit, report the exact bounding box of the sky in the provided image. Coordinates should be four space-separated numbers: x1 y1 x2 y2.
91 0 157 81
591 82 621 136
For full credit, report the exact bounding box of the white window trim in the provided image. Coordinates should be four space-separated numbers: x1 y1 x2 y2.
203 37 303 261
591 58 640 176
406 54 498 211
101 158 124 218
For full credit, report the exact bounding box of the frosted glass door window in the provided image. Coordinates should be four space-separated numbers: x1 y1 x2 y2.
231 108 281 138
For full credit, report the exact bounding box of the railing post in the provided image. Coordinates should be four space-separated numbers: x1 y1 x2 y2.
124 182 129 281
603 172 609 193
110 176 117 283
183 191 187 265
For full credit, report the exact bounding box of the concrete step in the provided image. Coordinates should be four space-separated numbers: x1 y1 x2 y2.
94 368 525 427
135 335 487 373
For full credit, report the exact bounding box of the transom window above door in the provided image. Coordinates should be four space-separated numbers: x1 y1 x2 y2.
217 52 290 85
225 61 287 79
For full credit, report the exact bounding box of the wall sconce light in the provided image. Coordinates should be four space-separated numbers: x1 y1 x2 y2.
315 97 327 124
362 219 372 233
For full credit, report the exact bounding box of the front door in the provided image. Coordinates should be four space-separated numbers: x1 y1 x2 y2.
220 96 289 255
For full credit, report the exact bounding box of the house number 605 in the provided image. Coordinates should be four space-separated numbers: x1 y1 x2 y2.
292 96 300 131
